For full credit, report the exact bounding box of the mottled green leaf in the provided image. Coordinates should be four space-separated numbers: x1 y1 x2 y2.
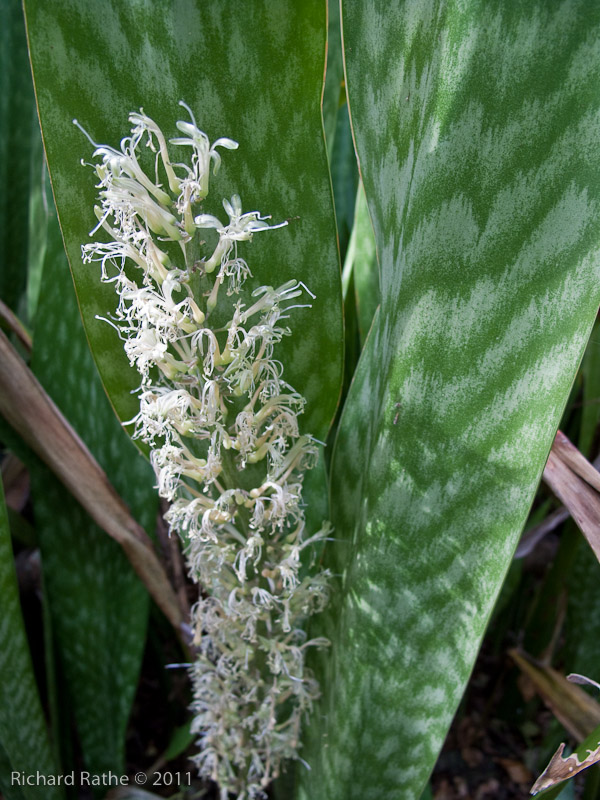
0 476 62 800
323 0 344 156
24 0 343 442
26 127 52 327
302 2 600 798
0 741 25 800
29 185 157 778
0 0 36 314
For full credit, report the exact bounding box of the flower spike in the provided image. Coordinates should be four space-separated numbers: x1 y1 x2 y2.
78 104 331 800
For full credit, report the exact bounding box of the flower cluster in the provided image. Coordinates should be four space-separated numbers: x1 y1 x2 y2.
78 102 331 799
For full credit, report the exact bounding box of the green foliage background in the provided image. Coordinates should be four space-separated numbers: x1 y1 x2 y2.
0 1 599 799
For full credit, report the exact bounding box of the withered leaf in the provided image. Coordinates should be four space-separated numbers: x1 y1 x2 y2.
531 740 600 794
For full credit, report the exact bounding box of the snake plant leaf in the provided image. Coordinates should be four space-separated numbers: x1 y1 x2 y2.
343 181 379 344
0 0 36 314
0 742 24 800
324 0 359 264
579 319 600 458
323 0 344 156
24 0 343 442
28 188 157 778
330 103 360 262
26 125 52 328
0 476 63 800
565 541 600 688
301 2 600 798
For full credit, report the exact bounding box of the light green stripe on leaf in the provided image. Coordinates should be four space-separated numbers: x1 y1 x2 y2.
301 1 600 798
343 181 379 342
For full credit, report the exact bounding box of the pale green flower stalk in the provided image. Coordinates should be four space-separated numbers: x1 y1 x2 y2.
77 102 331 799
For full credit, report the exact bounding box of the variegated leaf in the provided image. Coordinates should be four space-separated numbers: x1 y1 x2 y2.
323 0 344 156
301 2 600 798
0 0 36 314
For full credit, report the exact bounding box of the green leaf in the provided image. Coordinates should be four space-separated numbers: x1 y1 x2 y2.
323 0 344 157
344 181 379 344
0 476 63 800
565 542 600 682
301 2 600 798
0 741 25 800
162 722 194 764
0 0 36 314
419 784 434 800
24 0 343 443
330 103 360 262
26 123 52 328
29 177 156 778
579 318 600 458
562 324 600 703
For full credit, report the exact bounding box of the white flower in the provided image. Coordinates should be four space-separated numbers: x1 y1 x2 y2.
195 194 288 277
79 104 330 800
170 100 238 205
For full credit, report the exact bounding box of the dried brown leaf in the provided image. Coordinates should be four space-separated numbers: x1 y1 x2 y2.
0 328 184 636
509 649 600 741
553 430 600 493
1 453 29 512
568 673 600 693
531 741 600 794
0 298 32 353
517 438 600 559
543 447 600 563
494 757 532 784
515 505 570 559
473 778 500 800
461 746 484 768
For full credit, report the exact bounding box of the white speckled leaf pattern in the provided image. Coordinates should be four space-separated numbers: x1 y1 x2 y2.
0 478 62 799
300 2 600 798
24 0 343 440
